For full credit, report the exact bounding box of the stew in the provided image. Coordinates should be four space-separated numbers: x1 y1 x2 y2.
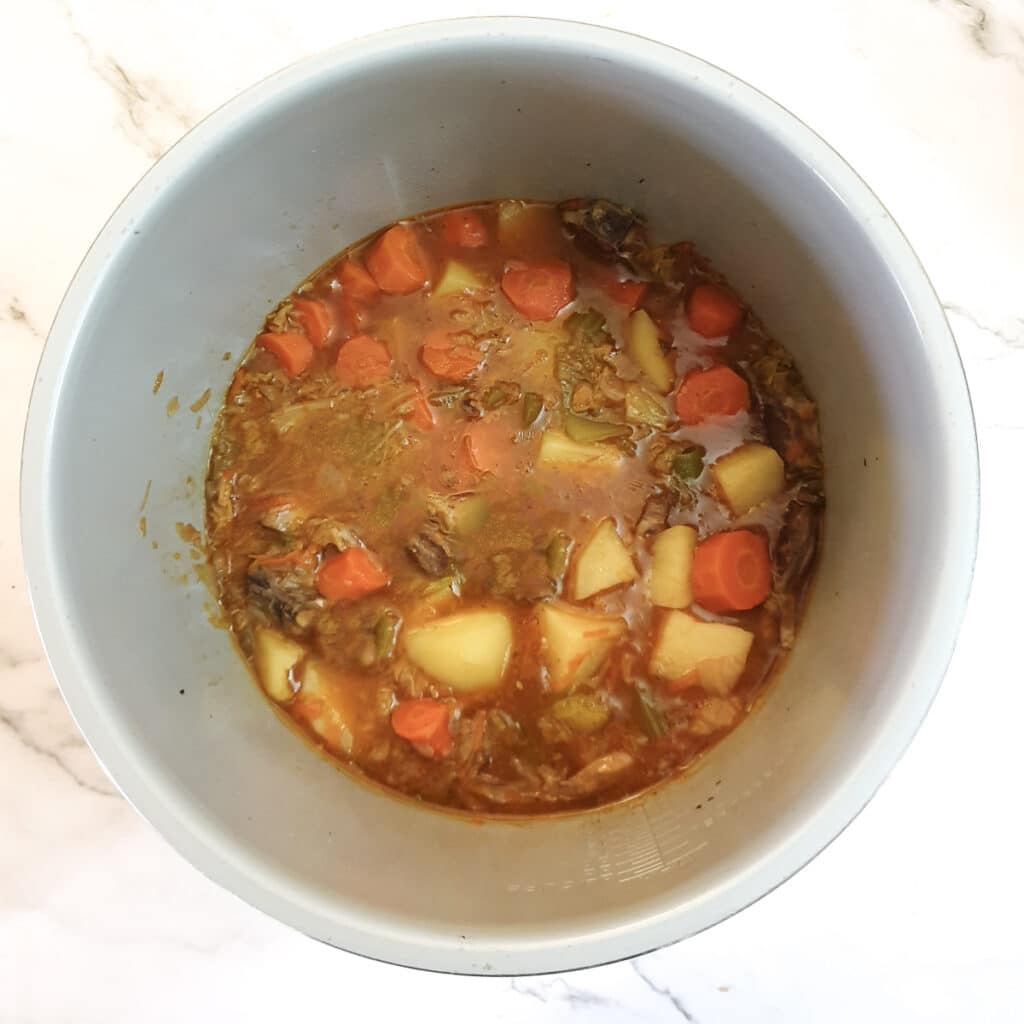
205 198 824 814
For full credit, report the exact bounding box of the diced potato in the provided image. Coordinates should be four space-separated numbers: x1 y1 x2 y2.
626 309 674 393
497 200 562 252
253 627 305 702
538 602 627 692
537 430 622 470
294 658 356 754
450 494 490 536
711 443 785 515
433 260 487 298
403 609 512 692
650 611 753 695
572 518 638 601
647 525 697 609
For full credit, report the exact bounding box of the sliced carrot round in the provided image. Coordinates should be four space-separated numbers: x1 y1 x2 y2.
316 547 391 601
441 209 488 248
337 259 381 303
603 277 648 310
334 334 392 388
686 283 743 338
501 260 575 321
420 328 484 381
290 297 335 348
674 365 750 425
691 530 771 612
257 331 314 377
591 263 649 310
366 223 431 294
391 698 453 757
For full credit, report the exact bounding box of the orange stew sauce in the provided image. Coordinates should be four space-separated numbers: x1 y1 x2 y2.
205 198 824 813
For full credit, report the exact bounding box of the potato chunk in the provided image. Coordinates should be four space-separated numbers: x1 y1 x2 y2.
650 611 753 695
293 659 356 754
571 518 638 601
539 603 627 692
403 609 512 692
537 429 622 470
647 525 697 609
496 200 562 252
711 442 785 515
433 260 486 297
253 627 305 702
626 309 673 393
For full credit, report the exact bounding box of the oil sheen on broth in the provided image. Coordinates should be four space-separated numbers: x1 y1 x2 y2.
204 198 824 814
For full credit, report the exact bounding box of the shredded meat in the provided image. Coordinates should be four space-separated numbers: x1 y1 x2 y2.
406 517 455 577
490 550 553 603
459 751 635 807
559 198 648 265
207 470 237 535
246 555 322 629
548 751 635 800
768 502 821 648
636 489 674 538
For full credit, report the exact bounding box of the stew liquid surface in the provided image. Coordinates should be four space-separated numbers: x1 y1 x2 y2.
205 198 824 814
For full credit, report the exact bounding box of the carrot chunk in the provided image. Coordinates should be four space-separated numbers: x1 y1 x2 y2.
257 331 314 377
420 328 484 381
290 297 335 348
686 283 743 338
501 260 575 320
334 334 392 387
441 209 488 248
316 547 391 601
366 223 431 294
674 365 750 424
391 698 453 757
691 530 771 612
591 264 648 310
337 259 381 336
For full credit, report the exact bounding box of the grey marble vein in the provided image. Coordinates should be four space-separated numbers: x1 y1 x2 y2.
631 960 698 1022
0 705 117 799
3 297 44 340
509 976 610 1009
931 0 1024 74
944 302 1024 349
57 2 195 160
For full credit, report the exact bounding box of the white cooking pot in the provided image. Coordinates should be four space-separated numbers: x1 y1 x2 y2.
21 19 978 974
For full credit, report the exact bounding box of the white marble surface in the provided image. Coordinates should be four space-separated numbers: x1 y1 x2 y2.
2 0 1022 1019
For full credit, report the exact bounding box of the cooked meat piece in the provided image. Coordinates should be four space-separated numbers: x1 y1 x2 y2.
688 696 741 736
258 495 310 534
636 489 674 538
559 198 648 264
456 709 488 778
490 550 554 602
769 501 821 648
246 553 322 629
459 751 634 807
546 751 635 800
207 470 237 535
775 502 818 590
308 518 361 551
406 517 455 577
752 350 823 483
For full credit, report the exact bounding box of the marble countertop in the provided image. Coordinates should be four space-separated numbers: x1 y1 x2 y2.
2 1 1022 1020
